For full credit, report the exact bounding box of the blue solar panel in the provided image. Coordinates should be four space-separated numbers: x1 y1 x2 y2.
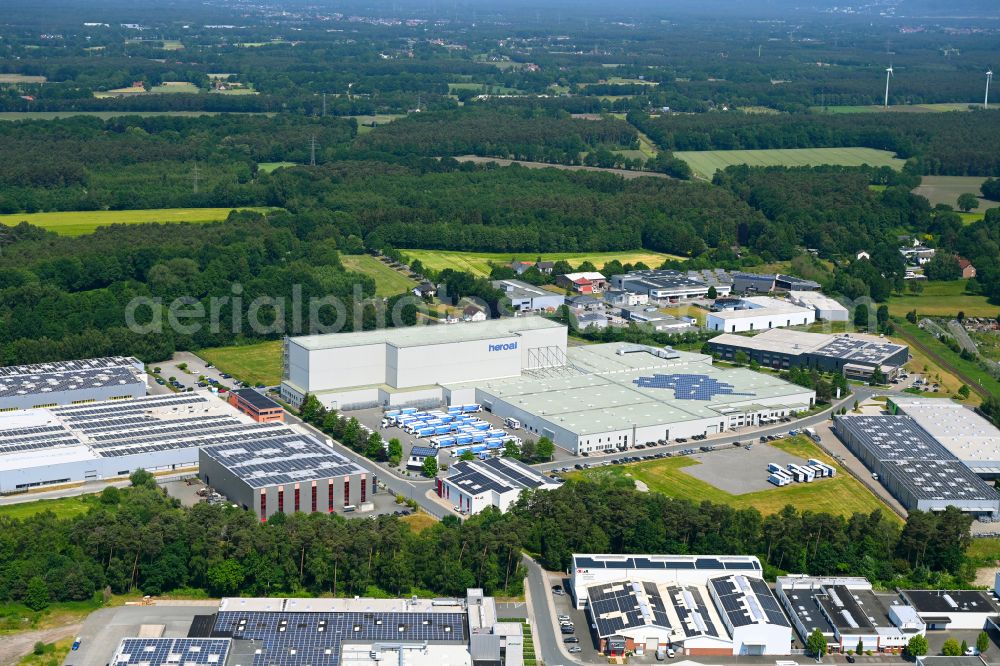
633 373 755 401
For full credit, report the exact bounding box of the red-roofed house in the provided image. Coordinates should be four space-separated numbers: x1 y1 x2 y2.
958 258 977 279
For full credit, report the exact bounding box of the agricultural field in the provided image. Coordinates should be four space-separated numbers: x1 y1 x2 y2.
812 103 978 113
0 207 275 236
94 86 147 97
568 436 894 519
149 81 199 94
198 340 283 387
0 74 46 84
674 147 905 180
913 175 999 212
340 254 417 297
888 280 998 318
402 249 680 278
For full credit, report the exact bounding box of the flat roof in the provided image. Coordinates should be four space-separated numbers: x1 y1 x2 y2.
902 590 1000 615
709 329 907 365
200 433 366 488
892 398 1000 466
790 291 849 312
619 269 710 293
707 296 813 319
574 554 761 572
493 279 560 301
288 317 564 351
449 344 814 437
231 388 281 411
0 356 143 399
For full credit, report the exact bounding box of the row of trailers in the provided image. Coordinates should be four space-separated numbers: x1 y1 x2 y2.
767 458 836 487
382 405 520 459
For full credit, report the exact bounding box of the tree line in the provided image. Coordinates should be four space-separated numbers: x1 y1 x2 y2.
0 470 978 612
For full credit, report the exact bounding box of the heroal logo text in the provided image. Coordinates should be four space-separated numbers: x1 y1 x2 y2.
488 342 518 352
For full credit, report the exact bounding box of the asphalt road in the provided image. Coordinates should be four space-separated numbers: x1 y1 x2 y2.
524 556 579 666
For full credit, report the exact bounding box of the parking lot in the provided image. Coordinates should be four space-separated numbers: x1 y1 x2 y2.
683 441 814 494
149 351 246 395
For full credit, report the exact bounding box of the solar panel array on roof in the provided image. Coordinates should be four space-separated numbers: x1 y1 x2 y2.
710 575 789 629
111 638 230 666
574 554 761 572
212 609 466 666
632 374 755 401
666 585 721 638
813 337 906 365
232 388 281 411
200 435 366 488
588 581 662 638
447 457 560 496
0 357 142 400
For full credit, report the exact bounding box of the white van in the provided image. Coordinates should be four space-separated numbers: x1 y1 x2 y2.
504 417 521 430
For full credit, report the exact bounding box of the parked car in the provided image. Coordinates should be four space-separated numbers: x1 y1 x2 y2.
72 637 82 651
563 637 579 644
568 646 583 653
846 655 856 663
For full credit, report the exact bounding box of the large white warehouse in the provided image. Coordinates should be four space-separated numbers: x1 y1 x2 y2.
706 296 815 333
280 318 567 410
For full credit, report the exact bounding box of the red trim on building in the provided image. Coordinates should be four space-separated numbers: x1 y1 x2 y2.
294 485 300 512
277 486 284 513
328 479 334 512
311 483 317 512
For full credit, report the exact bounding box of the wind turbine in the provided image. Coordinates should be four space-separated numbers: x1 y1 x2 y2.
986 69 993 109
884 65 893 108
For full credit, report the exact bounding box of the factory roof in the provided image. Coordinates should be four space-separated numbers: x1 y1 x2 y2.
710 574 790 628
110 638 230 666
288 317 564 350
447 345 814 437
836 416 1000 504
574 554 762 572
492 279 561 302
706 296 813 320
709 329 907 365
588 580 671 638
231 388 281 411
446 456 559 495
890 397 1000 469
901 590 1000 615
618 269 710 293
200 432 366 488
0 356 143 399
789 291 850 313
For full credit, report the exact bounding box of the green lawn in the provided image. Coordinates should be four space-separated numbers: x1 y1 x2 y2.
0 207 275 236
888 280 999 318
402 249 680 278
199 340 284 387
340 254 417 297
258 161 297 173
674 147 905 180
569 436 895 520
0 494 101 521
149 82 199 94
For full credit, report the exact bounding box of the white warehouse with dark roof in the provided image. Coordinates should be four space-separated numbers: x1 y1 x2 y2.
0 356 146 411
440 456 560 514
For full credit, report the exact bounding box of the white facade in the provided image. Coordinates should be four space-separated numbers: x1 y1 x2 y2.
707 296 815 333
282 319 568 409
440 457 561 514
789 291 850 322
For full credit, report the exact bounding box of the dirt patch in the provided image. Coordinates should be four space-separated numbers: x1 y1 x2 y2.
0 622 82 666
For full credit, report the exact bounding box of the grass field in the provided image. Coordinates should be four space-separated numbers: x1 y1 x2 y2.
258 161 297 173
401 511 438 534
568 436 894 519
913 175 999 213
199 340 283 387
674 147 905 180
402 249 679 277
340 254 417 297
0 74 47 84
888 280 999 318
0 494 101 521
149 81 199 94
812 103 977 113
0 207 275 236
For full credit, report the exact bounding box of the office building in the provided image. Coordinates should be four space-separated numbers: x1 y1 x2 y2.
227 388 284 423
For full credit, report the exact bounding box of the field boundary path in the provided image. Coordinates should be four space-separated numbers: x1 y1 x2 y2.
0 622 83 666
452 155 673 179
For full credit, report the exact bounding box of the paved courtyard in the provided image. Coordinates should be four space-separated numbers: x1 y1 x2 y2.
682 442 815 494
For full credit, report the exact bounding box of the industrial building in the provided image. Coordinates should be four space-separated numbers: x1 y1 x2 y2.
574 311 609 329
198 432 370 520
887 396 1000 477
788 291 850 322
108 589 522 666
0 356 146 411
706 296 815 333
570 554 791 656
227 388 284 423
491 279 564 313
775 576 925 653
708 329 909 381
556 271 607 294
730 272 821 295
280 318 568 410
618 307 694 332
610 269 731 301
604 289 649 307
899 589 1000 631
439 456 561 514
444 343 815 455
0 393 250 492
833 415 1000 516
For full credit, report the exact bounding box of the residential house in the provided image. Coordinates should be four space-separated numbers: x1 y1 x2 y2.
412 282 437 298
463 304 487 322
958 258 977 279
557 272 608 293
